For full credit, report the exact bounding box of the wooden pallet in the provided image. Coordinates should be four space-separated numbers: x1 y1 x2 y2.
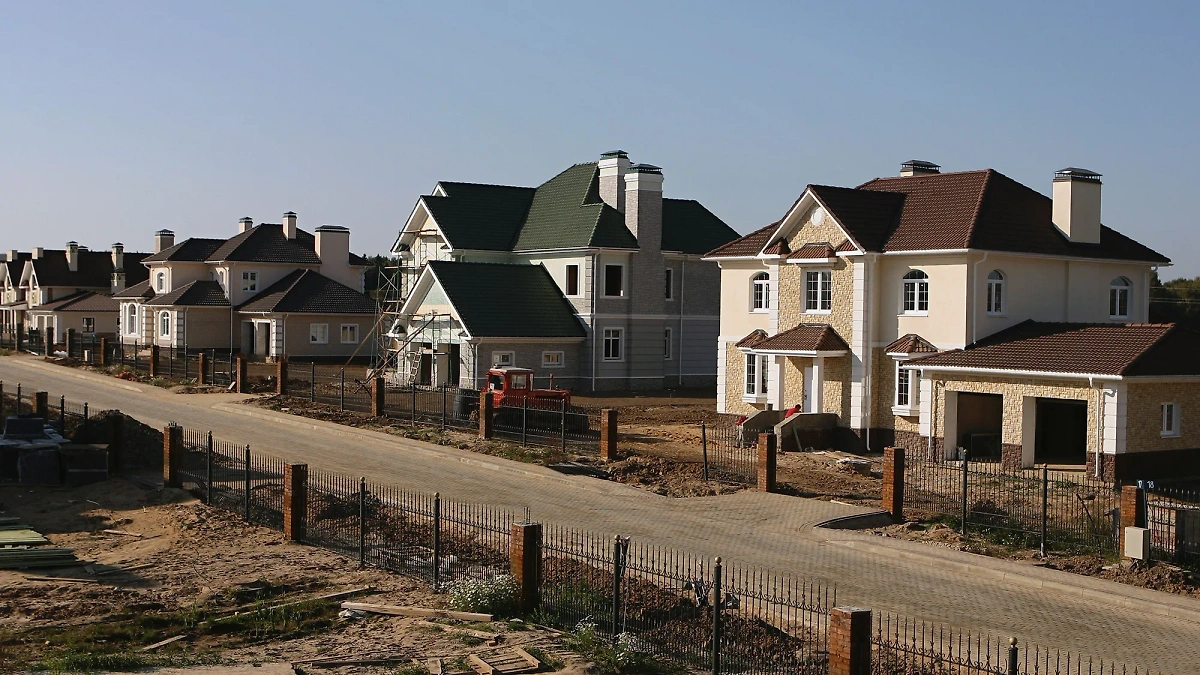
466 647 540 674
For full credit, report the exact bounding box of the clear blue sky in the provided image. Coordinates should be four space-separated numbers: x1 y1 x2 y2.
3 2 1198 277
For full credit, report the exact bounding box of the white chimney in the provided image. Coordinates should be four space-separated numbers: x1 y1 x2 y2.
900 160 941 177
1052 168 1102 244
111 243 125 294
6 250 16 262
154 229 175 253
315 225 350 265
598 150 631 213
624 164 663 252
239 217 254 234
32 247 44 259
66 241 79 272
283 211 298 240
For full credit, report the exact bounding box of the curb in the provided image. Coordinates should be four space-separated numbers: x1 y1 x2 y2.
826 535 1200 625
815 511 894 530
6 358 145 393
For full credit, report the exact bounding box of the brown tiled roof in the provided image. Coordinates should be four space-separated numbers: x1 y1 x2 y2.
115 279 154 299
885 333 939 354
704 222 779 258
809 185 904 251
834 240 859 252
237 270 375 314
907 321 1200 376
147 281 230 307
787 243 836 260
30 250 149 288
142 238 225 263
207 224 324 264
762 240 790 256
736 329 768 348
745 324 849 353
32 291 119 313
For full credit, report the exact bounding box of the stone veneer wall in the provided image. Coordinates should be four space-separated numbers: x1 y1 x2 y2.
724 341 756 416
1124 381 1200 453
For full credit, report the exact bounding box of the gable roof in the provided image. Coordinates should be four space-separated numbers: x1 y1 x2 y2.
742 324 849 353
885 333 939 355
703 222 779 258
147 281 230 307
425 261 586 338
511 162 636 251
424 182 536 251
115 279 154 300
207 224 323 264
31 291 119 313
4 253 31 286
141 238 226 263
29 250 149 289
907 320 1200 377
237 270 375 314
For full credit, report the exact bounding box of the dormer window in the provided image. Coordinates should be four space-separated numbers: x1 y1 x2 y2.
1109 277 1131 319
751 272 770 312
986 270 1005 315
155 272 165 292
902 270 929 315
242 271 259 293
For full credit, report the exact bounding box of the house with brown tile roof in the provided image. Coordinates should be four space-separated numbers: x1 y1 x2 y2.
705 160 1186 482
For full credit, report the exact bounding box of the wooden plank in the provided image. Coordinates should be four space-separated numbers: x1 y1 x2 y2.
102 529 143 537
425 658 444 675
96 562 155 576
140 635 185 652
467 654 495 675
340 602 492 622
212 586 375 623
24 575 102 583
510 647 541 670
417 621 500 642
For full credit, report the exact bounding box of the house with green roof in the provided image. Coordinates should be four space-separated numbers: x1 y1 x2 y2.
391 151 740 391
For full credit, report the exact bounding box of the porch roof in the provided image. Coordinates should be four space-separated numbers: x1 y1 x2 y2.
738 324 849 355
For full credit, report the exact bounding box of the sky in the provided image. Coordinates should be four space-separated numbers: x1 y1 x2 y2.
2 2 1198 277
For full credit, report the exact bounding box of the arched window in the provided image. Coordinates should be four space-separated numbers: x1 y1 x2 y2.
986 270 1005 315
1110 277 1131 319
159 311 171 337
902 270 929 314
156 272 165 292
751 272 770 311
126 305 137 336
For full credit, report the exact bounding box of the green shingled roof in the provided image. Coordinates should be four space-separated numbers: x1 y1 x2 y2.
511 163 636 251
427 261 585 338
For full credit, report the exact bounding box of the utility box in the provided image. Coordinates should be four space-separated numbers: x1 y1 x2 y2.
1124 526 1150 560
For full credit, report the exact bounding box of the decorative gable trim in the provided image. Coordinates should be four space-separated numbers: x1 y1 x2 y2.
398 265 472 339
391 197 451 255
759 189 862 257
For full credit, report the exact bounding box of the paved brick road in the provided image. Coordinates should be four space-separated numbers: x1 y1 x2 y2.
2 356 1197 673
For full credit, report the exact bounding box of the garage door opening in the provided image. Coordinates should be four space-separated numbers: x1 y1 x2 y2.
1035 398 1087 465
956 392 1003 461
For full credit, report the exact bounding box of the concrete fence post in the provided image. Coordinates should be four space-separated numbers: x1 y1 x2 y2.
479 390 494 439
283 462 308 542
44 330 53 356
882 446 905 522
599 408 618 462
1120 484 1146 556
829 606 872 675
34 391 49 421
197 351 208 386
277 355 289 396
99 337 110 366
371 377 385 417
757 432 777 493
235 355 248 394
149 344 160 378
66 328 77 358
163 425 182 488
510 522 542 612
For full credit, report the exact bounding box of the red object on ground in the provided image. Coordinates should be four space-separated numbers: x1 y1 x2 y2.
485 367 571 408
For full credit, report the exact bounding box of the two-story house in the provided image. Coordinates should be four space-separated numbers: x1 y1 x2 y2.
19 242 149 343
391 152 740 391
1 250 32 334
116 213 376 360
707 161 1200 482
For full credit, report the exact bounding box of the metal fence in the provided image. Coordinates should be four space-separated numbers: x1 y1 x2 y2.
1145 484 1200 570
701 422 758 485
176 427 285 529
903 457 1120 555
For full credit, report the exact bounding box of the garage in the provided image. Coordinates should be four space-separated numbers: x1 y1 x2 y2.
1035 398 1088 465
955 392 1003 460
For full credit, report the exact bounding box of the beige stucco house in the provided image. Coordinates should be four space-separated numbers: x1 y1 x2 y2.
706 161 1192 482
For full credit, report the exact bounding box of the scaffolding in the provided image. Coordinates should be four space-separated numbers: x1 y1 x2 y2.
374 244 454 385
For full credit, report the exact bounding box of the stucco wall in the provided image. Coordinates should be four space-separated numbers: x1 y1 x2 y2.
180 308 234 349
284 314 375 358
1125 381 1200 453
877 255 970 349
717 261 772 341
470 341 584 391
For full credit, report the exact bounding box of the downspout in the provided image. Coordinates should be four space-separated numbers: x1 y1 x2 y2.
1090 376 1103 478
591 252 598 393
928 378 940 459
971 251 989 345
678 258 686 387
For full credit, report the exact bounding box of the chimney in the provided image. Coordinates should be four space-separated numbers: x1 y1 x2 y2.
111 243 125 294
1052 168 1102 244
283 211 298 239
598 150 631 213
239 217 254 234
32 247 44 259
900 160 941 177
624 164 663 252
6 250 16 262
315 225 350 266
154 229 175 253
65 241 79 272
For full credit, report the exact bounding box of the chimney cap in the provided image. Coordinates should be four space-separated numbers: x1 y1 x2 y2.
315 224 349 233
66 240 78 246
112 242 124 248
1054 167 1102 183
628 163 663 175
600 150 629 159
239 216 253 223
901 159 941 173
283 211 297 217
155 229 174 236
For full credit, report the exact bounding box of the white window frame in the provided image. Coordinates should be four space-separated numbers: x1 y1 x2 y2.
159 311 171 337
542 350 564 368
665 268 674 301
892 360 920 416
340 323 359 344
743 353 769 399
805 270 832 313
565 264 581 297
1110 277 1131 320
492 351 515 367
155 271 166 292
602 328 623 362
902 270 929 315
82 317 95 334
309 323 329 345
242 270 259 293
751 273 770 313
986 270 1005 316
1162 402 1181 438
125 305 138 336
603 264 624 298
664 327 672 361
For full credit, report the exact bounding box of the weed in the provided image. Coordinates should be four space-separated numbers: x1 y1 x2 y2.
0 348 11 357
391 664 427 675
563 620 676 675
459 635 486 647
446 575 520 618
522 646 564 670
31 650 151 673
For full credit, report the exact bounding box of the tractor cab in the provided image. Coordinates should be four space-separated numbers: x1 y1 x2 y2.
485 366 570 407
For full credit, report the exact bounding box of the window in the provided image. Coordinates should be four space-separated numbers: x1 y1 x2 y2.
752 272 770 311
664 327 672 360
805 270 832 312
603 328 623 361
492 351 515 367
340 324 359 344
665 268 674 300
510 373 529 390
1162 403 1181 438
604 265 624 297
902 270 929 314
82 317 95 334
986 270 1005 315
125 305 137 335
309 323 329 344
1110 277 1131 319
159 311 171 337
565 264 580 296
242 270 259 293
155 272 165 292
895 362 920 410
744 353 769 396
542 351 564 368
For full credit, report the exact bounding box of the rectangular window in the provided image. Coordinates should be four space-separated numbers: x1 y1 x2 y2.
565 264 580 296
340 324 359 344
82 317 95 333
664 327 672 360
744 354 769 396
805 270 832 312
665 268 674 300
603 328 623 361
542 351 564 368
604 265 624 297
492 351 515 367
242 271 258 292
309 323 329 344
1163 403 1181 437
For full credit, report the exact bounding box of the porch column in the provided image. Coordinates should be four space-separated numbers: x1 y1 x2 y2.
811 356 825 413
769 355 786 411
270 318 284 360
942 390 959 460
1021 396 1037 468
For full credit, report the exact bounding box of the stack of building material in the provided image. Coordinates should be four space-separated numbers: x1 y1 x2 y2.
0 416 106 485
0 517 78 569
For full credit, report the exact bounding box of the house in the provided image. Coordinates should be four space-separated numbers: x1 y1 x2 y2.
116 214 376 360
705 161 1190 482
391 151 740 391
19 242 149 342
1 250 32 334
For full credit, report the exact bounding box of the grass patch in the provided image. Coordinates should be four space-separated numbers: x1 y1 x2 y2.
522 646 564 670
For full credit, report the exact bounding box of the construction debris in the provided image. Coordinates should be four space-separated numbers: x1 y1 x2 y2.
467 648 541 675
0 528 50 546
0 546 78 570
23 575 101 583
418 620 501 645
212 586 376 623
140 635 186 652
546 461 610 478
340 601 492 622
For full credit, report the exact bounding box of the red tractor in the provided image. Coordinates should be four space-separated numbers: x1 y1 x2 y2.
482 367 588 432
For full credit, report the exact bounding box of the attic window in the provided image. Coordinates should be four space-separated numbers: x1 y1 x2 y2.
604 265 624 297
1109 277 1131 319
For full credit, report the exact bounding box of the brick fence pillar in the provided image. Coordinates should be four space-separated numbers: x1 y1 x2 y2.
882 446 905 522
599 408 618 462
44 330 53 356
34 391 49 421
283 462 308 542
277 355 289 396
66 328 76 358
510 522 542 612
1120 484 1146 556
235 355 248 394
108 414 124 475
163 425 182 488
371 377 385 417
829 607 872 675
757 432 777 493
149 344 160 378
99 337 109 366
197 351 208 385
479 390 494 439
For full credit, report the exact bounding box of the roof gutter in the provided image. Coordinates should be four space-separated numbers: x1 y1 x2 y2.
906 363 1121 381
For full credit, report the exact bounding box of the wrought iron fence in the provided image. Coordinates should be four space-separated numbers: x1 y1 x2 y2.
491 397 599 452
1145 484 1200 570
701 421 758 485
